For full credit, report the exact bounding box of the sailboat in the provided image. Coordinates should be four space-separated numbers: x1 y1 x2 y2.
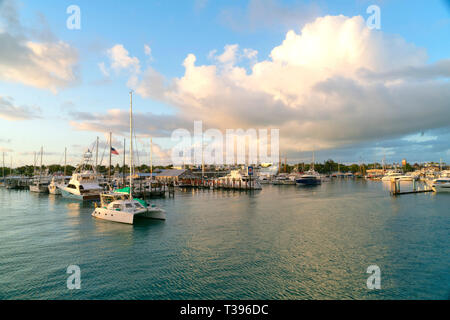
92 91 166 224
29 147 50 193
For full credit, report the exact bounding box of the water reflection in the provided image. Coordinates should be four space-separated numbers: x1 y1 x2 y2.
0 181 448 299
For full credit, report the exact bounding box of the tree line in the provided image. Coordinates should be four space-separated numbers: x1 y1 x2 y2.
1 159 423 177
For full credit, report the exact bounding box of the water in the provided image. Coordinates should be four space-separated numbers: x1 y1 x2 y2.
0 180 448 300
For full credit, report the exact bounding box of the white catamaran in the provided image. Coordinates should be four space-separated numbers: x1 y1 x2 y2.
92 91 166 224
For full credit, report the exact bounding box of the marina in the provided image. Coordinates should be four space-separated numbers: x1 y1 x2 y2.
0 179 448 299
0 0 449 305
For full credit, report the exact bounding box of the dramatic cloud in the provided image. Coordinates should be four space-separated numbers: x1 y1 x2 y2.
73 15 450 156
0 0 79 92
0 96 41 121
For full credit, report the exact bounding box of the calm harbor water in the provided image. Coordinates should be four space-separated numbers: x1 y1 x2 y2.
0 180 448 300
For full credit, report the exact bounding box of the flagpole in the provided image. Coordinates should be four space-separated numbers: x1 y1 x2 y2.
109 132 112 180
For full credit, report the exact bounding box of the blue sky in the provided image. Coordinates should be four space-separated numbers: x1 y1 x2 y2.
0 0 449 166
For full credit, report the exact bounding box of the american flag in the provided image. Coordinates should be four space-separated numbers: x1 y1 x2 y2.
111 147 119 155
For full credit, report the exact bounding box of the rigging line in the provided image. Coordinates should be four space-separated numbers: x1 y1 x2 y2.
134 134 141 172
99 137 108 167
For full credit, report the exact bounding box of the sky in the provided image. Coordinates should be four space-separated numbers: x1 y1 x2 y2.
0 0 449 167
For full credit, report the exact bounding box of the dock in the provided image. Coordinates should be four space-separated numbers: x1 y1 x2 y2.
390 178 433 196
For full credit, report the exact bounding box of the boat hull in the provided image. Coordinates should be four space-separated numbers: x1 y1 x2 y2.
432 184 450 193
60 188 100 201
140 207 166 220
29 185 49 193
92 208 135 224
48 184 62 195
296 178 321 186
92 207 166 224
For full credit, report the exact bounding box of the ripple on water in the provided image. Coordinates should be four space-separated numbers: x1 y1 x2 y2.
0 182 448 300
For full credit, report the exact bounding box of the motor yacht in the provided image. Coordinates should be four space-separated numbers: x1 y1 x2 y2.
431 177 450 193
59 151 103 201
296 170 322 186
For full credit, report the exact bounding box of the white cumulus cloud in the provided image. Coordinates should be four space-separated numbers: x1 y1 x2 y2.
107 44 141 74
73 15 450 156
0 0 79 93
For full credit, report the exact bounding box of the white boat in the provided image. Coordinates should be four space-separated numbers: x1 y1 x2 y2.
296 170 322 186
218 169 262 190
381 171 416 182
92 91 165 224
48 175 70 195
272 174 291 185
59 151 103 201
258 175 271 184
431 177 450 193
92 191 165 224
29 180 50 193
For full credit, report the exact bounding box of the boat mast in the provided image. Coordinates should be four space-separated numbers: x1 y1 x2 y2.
64 147 67 176
33 152 36 176
129 91 133 198
150 138 153 182
2 152 4 180
95 136 99 173
123 138 126 187
39 146 43 184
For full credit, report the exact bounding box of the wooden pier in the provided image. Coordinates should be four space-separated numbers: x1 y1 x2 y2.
176 178 260 191
390 178 433 196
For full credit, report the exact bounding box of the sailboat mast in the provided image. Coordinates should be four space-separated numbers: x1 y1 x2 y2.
39 146 43 183
33 152 36 176
123 138 126 187
64 147 67 176
2 152 4 180
312 151 315 171
95 136 99 173
150 138 153 181
129 91 133 198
